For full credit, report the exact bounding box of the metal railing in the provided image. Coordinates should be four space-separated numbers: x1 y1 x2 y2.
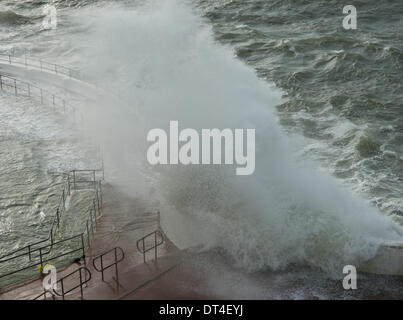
54 266 91 300
67 169 105 194
0 187 68 264
0 169 103 262
0 234 86 280
92 247 125 282
0 172 103 286
0 53 135 121
136 230 164 263
0 202 97 282
0 74 77 121
0 53 82 81
34 266 92 300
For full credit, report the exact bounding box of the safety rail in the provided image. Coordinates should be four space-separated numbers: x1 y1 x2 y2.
0 173 103 285
0 53 82 81
136 230 164 263
0 211 95 283
0 195 99 280
0 74 77 121
34 266 92 300
0 53 134 120
53 266 91 300
0 233 85 279
0 187 68 263
0 169 103 262
67 168 104 194
92 247 125 282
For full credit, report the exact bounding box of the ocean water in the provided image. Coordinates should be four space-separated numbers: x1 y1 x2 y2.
198 0 403 217
0 0 402 297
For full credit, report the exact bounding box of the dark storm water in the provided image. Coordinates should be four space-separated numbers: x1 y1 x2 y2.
197 0 403 217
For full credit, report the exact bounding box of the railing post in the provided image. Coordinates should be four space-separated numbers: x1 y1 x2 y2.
155 231 158 261
86 221 90 247
115 248 119 284
14 79 17 95
89 207 93 224
90 212 94 234
96 187 100 215
56 208 60 228
73 171 76 190
39 248 43 268
100 255 104 281
55 64 58 75
90 209 94 233
28 245 31 262
79 268 83 299
52 94 55 108
8 55 11 64
0 75 3 90
93 199 97 218
98 181 103 206
81 233 85 257
143 239 146 263
67 174 71 195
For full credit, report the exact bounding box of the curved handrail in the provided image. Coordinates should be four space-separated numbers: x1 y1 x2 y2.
52 266 92 300
92 247 124 272
92 247 125 282
136 230 164 263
